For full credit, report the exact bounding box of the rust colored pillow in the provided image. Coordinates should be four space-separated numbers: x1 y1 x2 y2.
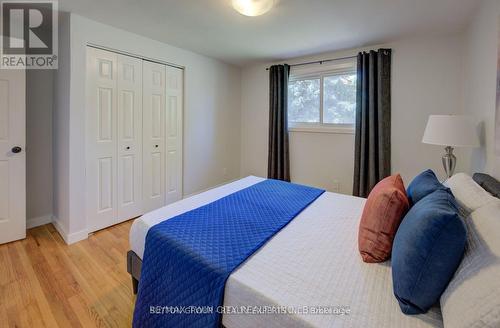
358 174 409 263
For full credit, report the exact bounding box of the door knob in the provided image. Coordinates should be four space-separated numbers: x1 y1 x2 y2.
126 146 130 150
11 146 22 153
155 145 159 148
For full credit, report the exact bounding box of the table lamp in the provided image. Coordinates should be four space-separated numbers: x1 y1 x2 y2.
422 115 480 178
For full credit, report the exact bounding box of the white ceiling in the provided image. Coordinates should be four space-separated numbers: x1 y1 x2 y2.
59 0 480 66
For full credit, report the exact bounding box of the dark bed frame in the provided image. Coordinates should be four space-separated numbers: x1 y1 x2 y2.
127 250 142 294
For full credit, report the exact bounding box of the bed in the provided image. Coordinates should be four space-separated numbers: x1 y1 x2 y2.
128 176 443 328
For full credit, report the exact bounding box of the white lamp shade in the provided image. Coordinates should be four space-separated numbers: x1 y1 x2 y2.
422 115 480 147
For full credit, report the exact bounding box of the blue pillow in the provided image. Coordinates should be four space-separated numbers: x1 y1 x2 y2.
406 169 443 205
392 189 466 315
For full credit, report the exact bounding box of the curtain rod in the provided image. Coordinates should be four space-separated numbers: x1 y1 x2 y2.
265 55 357 71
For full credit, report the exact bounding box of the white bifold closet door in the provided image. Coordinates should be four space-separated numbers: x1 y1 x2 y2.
117 55 143 220
142 61 166 213
165 66 183 204
86 48 144 232
86 47 183 233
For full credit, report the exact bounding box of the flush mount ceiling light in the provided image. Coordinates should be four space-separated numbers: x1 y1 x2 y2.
232 0 275 16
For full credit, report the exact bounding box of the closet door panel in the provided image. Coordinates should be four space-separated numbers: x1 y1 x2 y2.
120 155 134 203
117 54 143 220
87 47 184 231
165 66 183 204
143 61 166 212
98 157 113 211
86 47 118 232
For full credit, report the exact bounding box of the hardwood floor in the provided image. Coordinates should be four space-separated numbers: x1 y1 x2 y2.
0 221 135 328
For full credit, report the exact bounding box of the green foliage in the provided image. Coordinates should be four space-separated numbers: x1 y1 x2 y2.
288 79 320 123
323 74 356 124
288 73 356 124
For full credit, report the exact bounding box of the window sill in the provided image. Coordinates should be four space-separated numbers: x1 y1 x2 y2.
288 125 355 135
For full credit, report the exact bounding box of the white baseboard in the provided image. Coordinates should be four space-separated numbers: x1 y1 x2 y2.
26 214 53 229
52 217 88 245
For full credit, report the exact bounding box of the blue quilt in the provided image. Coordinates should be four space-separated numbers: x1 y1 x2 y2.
133 179 325 328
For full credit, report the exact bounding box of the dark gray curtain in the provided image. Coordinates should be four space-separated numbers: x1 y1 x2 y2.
353 49 392 197
268 64 291 181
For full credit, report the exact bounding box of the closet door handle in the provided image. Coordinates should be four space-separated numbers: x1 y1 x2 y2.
126 146 130 150
155 145 159 148
11 146 22 153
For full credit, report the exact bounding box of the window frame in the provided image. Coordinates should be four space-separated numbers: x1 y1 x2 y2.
288 61 357 134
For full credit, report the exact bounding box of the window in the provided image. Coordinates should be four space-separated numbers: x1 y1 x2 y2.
288 61 357 133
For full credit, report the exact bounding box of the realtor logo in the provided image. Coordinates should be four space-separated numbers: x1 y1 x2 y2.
1 0 58 69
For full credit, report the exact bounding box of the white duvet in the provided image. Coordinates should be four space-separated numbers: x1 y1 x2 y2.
130 176 443 328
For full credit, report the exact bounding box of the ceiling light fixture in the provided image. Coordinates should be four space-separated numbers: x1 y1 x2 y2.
232 0 274 17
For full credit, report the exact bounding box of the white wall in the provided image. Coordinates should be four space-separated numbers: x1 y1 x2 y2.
26 70 53 223
44 3 496 243
462 0 500 180
240 61 356 192
52 12 71 237
53 13 242 242
25 17 54 226
241 34 466 193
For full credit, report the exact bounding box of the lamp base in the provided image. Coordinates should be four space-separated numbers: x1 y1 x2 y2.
442 146 456 178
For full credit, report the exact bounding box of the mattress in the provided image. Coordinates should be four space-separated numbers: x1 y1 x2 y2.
129 176 443 328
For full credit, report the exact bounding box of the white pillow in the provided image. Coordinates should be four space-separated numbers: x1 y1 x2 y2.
444 173 497 212
440 201 500 328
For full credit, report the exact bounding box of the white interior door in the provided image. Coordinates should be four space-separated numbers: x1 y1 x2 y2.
0 68 26 244
142 61 166 212
86 47 118 232
117 54 143 220
165 66 183 204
